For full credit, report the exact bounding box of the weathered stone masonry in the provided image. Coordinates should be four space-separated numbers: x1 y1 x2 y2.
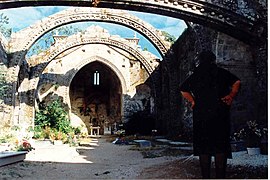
155 24 267 138
0 0 267 138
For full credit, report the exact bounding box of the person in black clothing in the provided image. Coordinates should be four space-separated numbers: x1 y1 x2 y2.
180 50 241 179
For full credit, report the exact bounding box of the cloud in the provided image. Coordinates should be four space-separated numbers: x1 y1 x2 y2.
1 7 43 30
130 11 172 29
35 6 67 16
160 21 187 38
0 6 67 31
129 10 186 38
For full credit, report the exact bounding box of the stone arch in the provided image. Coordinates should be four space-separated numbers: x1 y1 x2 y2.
30 37 154 81
6 3 264 114
34 54 129 122
29 37 155 106
8 8 169 107
10 7 171 66
3 0 264 44
36 56 126 133
64 55 128 98
52 56 127 121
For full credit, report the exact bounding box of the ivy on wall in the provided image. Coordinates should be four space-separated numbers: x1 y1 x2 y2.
0 13 11 38
0 66 8 106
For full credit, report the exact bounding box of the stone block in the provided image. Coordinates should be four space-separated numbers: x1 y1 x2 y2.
0 151 27 167
134 140 151 148
155 139 171 144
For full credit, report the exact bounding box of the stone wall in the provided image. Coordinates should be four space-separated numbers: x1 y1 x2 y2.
214 32 260 132
251 40 267 126
0 34 11 135
155 27 198 137
156 24 266 139
26 26 160 134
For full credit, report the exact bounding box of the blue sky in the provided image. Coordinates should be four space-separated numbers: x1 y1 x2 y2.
0 6 187 58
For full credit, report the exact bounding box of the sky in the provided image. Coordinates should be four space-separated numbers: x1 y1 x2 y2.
0 6 187 58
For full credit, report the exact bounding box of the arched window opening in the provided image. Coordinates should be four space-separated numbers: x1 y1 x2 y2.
94 70 100 85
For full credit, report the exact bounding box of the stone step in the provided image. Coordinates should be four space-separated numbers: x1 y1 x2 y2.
169 146 193 150
133 140 151 148
155 139 192 147
32 140 53 148
79 138 99 147
0 151 27 167
155 139 172 143
168 141 192 147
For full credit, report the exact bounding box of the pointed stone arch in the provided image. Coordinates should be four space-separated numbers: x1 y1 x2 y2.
10 7 171 67
3 0 264 44
9 12 162 126
30 38 151 120
63 56 127 120
42 55 127 118
30 37 154 83
34 55 127 133
28 39 149 122
65 55 128 97
29 37 155 108
8 8 170 106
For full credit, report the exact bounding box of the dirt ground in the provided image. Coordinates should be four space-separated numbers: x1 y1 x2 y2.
138 157 268 179
0 136 268 179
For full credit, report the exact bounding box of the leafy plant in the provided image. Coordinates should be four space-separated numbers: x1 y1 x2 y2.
0 134 14 143
27 25 84 57
32 125 44 139
0 66 9 104
161 31 176 43
0 13 11 38
16 139 34 152
73 126 82 135
34 97 80 146
233 120 267 147
35 98 71 134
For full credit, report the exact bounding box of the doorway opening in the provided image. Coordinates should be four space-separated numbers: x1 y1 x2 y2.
70 61 122 135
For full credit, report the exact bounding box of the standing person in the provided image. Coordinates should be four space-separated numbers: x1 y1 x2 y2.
180 50 241 179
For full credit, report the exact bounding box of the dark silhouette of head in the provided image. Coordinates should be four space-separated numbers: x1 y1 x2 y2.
198 50 216 65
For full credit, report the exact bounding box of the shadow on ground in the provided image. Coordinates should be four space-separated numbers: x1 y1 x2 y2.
138 158 268 179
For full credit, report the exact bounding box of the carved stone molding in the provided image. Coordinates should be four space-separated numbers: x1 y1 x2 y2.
30 37 154 77
10 7 170 65
26 36 154 107
26 55 128 121
3 0 264 44
62 55 127 101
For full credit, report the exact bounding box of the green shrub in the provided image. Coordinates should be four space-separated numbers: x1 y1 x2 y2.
35 98 71 133
73 126 82 135
34 98 79 145
0 134 14 143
